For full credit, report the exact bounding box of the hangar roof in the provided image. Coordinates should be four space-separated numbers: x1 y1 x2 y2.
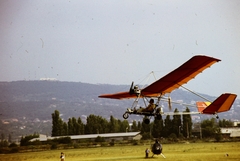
30 132 140 142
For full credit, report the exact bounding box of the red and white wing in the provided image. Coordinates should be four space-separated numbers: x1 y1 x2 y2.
141 55 220 96
99 55 220 99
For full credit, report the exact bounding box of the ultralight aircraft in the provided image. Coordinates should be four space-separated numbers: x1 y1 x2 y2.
99 55 237 124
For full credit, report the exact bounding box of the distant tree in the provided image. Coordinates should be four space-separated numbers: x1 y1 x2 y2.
66 117 83 135
77 117 85 134
172 108 182 137
215 127 222 142
131 120 138 132
71 117 79 134
62 122 68 136
152 117 163 138
137 121 142 131
182 107 192 138
219 119 233 127
8 134 12 143
98 116 109 133
1 134 4 142
140 117 151 139
141 117 150 133
162 115 172 137
201 118 217 138
51 110 63 136
119 120 129 132
68 118 74 135
85 114 109 134
0 140 8 147
109 115 120 133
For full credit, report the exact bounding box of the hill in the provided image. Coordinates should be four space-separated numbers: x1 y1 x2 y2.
0 80 239 141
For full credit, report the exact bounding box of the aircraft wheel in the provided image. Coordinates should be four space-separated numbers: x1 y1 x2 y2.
123 113 129 119
144 118 150 124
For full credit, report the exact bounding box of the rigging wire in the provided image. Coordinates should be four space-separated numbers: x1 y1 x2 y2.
139 71 157 89
179 84 212 102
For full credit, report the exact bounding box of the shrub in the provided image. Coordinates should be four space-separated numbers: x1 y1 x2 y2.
20 134 39 146
95 136 105 142
109 139 114 146
132 140 138 145
51 137 72 144
51 143 58 150
10 147 19 153
169 133 178 142
9 143 18 148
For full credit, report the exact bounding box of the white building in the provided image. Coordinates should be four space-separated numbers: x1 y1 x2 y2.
221 128 240 138
30 132 141 142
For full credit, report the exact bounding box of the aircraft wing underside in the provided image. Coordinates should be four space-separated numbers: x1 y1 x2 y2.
99 55 220 99
141 55 220 95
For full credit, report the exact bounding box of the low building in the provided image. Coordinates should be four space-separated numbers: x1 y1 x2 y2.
221 127 240 138
30 132 141 142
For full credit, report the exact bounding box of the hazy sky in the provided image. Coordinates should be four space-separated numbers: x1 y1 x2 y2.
0 0 239 97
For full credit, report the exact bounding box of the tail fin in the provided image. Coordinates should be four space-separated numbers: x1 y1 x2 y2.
196 101 211 112
196 93 237 114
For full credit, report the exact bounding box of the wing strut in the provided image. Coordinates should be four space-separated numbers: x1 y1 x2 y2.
179 84 212 102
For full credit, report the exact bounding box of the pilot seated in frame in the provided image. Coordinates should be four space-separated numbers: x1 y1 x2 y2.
137 99 156 113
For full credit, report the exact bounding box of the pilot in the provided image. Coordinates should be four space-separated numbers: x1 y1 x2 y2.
137 99 156 112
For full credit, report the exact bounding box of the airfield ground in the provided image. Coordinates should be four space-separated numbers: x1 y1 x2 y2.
2 142 240 161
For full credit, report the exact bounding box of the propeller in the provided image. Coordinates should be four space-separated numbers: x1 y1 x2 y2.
129 81 134 94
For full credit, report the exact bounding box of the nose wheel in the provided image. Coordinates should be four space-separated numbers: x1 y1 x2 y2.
123 112 129 119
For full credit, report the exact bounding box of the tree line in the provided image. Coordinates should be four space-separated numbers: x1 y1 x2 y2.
52 107 233 140
52 110 136 136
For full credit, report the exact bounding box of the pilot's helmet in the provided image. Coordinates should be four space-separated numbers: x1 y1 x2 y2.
150 99 154 103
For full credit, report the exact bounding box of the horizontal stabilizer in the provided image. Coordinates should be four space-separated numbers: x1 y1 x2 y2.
197 93 237 114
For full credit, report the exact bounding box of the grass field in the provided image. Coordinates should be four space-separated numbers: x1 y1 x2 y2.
1 142 240 161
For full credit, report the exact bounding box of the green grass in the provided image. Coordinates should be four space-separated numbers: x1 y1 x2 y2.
1 142 240 161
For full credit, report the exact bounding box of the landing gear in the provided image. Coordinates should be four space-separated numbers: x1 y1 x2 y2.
123 112 129 119
144 118 150 124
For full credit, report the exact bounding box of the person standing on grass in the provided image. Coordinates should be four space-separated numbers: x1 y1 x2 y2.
60 152 65 161
145 148 150 158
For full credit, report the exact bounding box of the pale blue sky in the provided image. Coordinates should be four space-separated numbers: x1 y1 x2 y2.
0 0 239 97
